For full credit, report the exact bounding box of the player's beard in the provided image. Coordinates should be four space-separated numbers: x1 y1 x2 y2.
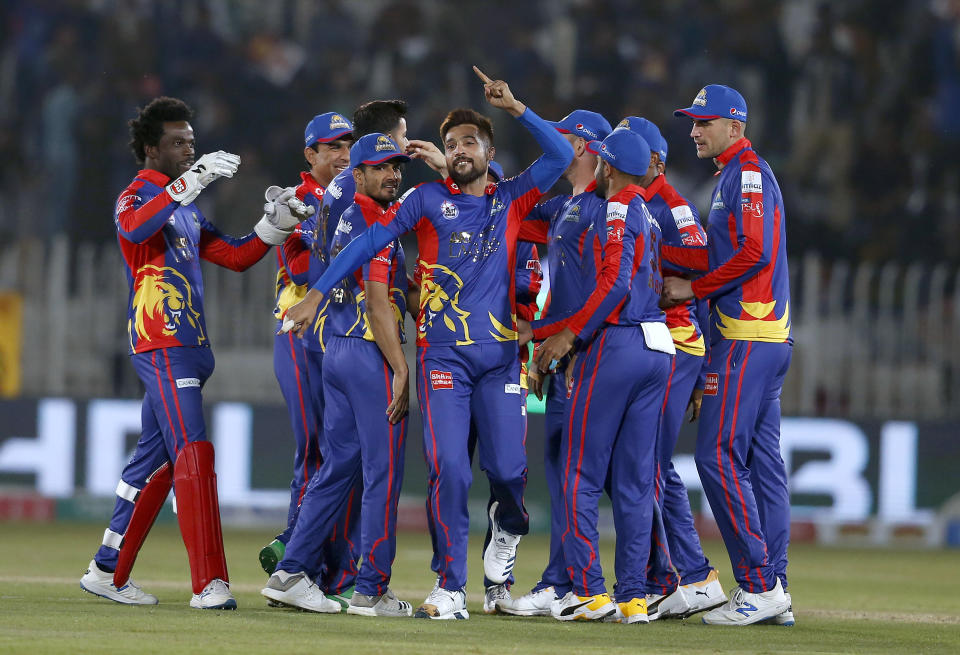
449 157 486 187
593 170 608 198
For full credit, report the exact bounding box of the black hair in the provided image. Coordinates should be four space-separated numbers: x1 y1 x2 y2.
439 108 494 145
352 100 407 139
128 96 194 164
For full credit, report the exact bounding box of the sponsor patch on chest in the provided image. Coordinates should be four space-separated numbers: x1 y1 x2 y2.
430 369 454 390
704 373 719 396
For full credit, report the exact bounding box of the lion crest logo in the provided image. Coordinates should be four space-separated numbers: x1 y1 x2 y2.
131 265 204 344
417 262 473 345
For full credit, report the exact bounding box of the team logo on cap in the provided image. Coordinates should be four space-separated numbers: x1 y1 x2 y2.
440 200 459 219
693 88 707 107
617 118 630 129
329 114 350 130
375 135 396 152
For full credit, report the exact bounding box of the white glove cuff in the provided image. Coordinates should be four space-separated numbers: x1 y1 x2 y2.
255 216 292 246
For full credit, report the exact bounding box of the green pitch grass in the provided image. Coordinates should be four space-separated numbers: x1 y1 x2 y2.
1 523 958 654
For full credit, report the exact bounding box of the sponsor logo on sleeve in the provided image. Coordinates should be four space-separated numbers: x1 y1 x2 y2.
525 259 542 275
440 200 459 219
328 181 343 199
741 200 764 218
116 194 141 214
704 373 719 396
504 383 521 395
741 170 763 194
711 192 725 212
430 370 454 390
680 230 706 246
606 202 628 223
176 377 201 389
671 205 696 229
335 217 352 235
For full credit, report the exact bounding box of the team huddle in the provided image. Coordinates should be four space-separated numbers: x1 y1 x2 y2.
79 66 793 627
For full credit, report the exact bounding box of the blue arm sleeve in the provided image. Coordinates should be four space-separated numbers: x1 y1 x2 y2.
310 221 399 294
515 108 575 194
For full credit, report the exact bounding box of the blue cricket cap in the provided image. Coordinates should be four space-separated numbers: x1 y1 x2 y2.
615 116 668 162
487 160 505 181
597 129 652 176
304 111 354 147
548 110 612 143
674 85 748 122
349 133 411 168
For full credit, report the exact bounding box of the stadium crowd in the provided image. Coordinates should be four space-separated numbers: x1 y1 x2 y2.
0 0 953 261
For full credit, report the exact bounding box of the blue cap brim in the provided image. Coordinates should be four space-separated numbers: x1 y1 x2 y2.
585 140 601 155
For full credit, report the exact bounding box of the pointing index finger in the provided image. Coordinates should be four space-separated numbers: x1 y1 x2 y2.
472 65 494 84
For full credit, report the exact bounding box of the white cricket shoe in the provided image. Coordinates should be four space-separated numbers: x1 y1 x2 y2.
761 591 795 626
701 578 789 625
646 588 689 621
483 584 511 614
498 585 557 616
551 591 616 622
261 570 340 613
414 585 469 620
80 559 158 605
482 501 521 584
678 569 728 617
347 588 413 617
190 578 237 610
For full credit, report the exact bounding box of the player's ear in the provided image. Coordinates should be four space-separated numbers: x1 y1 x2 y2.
304 146 318 168
352 166 364 186
487 144 496 161
144 143 159 160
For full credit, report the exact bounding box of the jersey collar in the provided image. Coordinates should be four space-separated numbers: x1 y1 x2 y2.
444 176 498 196
715 138 752 169
353 191 391 217
638 174 665 202
138 169 171 187
300 171 326 197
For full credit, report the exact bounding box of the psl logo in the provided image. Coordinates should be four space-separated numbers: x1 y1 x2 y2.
417 262 473 345
131 265 204 344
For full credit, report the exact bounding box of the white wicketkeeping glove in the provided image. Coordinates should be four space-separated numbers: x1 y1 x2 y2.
166 151 241 205
255 185 315 245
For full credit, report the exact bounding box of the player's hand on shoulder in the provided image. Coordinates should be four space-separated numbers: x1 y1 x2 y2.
256 185 314 245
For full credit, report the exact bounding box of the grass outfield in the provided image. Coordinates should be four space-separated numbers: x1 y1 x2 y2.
1 523 958 654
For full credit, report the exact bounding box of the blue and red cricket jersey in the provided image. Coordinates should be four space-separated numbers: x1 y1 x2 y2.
661 138 790 345
115 169 269 354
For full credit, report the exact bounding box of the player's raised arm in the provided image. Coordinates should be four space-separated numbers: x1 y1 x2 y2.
473 66 573 206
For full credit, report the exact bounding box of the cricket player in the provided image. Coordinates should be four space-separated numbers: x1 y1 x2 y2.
263 134 413 617
615 116 728 619
260 111 355 579
500 110 613 617
663 85 793 626
79 96 309 609
283 67 574 620
534 128 674 624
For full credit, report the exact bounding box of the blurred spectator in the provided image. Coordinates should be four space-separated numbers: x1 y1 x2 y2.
0 0 947 262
